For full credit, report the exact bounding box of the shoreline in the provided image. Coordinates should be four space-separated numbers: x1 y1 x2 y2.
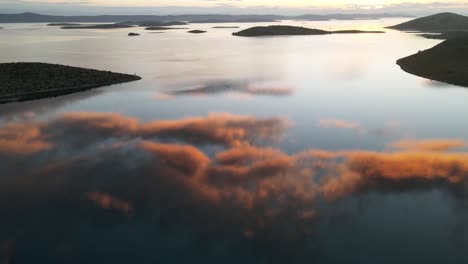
0 77 141 104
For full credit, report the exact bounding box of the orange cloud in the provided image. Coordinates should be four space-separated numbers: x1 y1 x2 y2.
390 139 466 152
86 192 134 216
0 123 51 155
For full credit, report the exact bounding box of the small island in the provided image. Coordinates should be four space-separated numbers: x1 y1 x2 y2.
387 12 468 32
397 36 468 87
47 23 81 26
418 31 468 40
232 25 384 37
188 30 207 34
0 62 141 103
145 26 189 30
61 23 134 29
128 32 140 36
138 21 187 27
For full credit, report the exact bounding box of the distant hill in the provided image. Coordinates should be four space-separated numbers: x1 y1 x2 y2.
397 36 468 87
0 12 411 23
388 12 468 32
232 25 384 37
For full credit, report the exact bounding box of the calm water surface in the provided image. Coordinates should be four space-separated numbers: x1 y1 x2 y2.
1 19 468 263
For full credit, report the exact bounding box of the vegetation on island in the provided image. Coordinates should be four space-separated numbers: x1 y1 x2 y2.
128 32 140 36
0 62 141 103
397 36 468 87
232 25 384 37
188 30 207 34
388 12 468 32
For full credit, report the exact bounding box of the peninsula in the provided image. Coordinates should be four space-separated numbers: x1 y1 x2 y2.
0 63 141 103
397 36 468 87
232 26 385 37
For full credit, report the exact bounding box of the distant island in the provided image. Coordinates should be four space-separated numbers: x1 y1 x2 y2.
47 22 81 26
61 23 134 29
397 36 468 87
128 32 140 36
145 26 189 31
387 12 468 32
0 12 412 23
418 31 468 40
0 62 141 103
188 30 207 34
189 18 276 23
232 26 385 37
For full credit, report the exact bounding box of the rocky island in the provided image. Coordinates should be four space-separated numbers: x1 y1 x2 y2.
0 62 141 103
188 30 207 34
232 25 384 37
397 36 468 87
387 12 468 33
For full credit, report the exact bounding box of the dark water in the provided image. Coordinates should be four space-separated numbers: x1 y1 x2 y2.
1 19 468 263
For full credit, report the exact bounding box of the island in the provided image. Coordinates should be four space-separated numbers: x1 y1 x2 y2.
397 36 468 87
145 26 189 31
232 25 384 37
128 32 140 36
418 31 468 40
188 30 207 34
0 62 141 104
387 12 468 32
137 21 187 27
47 23 81 26
61 23 134 29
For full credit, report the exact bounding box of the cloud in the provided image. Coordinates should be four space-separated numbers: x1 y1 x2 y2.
86 192 134 216
390 139 466 152
0 112 289 156
3 112 468 262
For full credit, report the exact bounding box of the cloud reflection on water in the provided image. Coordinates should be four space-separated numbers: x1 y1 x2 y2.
2 112 468 262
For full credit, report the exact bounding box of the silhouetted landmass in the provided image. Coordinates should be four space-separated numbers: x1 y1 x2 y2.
145 26 189 30
0 62 141 103
137 21 187 27
397 36 468 87
189 18 276 23
61 23 134 29
188 30 207 34
388 12 468 32
128 32 140 36
0 12 411 23
47 22 81 26
213 26 240 29
232 26 385 37
418 31 468 40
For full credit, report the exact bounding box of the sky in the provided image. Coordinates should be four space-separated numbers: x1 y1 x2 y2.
2 0 468 15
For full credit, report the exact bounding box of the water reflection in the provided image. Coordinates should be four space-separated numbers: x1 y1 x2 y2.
167 79 294 97
2 111 468 262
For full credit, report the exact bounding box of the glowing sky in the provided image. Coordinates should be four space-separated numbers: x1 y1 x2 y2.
3 0 468 15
